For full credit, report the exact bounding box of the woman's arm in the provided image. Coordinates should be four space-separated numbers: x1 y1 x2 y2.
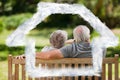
36 49 64 59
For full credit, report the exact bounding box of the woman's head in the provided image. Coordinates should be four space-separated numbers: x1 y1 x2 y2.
50 30 68 48
73 25 90 43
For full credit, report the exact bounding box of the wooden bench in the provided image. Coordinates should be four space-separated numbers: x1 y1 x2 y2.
8 54 119 80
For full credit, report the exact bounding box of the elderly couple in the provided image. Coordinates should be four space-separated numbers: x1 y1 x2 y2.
16 25 92 59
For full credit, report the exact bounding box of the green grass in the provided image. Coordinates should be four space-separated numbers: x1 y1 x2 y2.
0 30 14 45
0 61 8 80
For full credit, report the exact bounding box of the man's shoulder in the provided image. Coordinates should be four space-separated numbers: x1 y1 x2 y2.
78 42 91 46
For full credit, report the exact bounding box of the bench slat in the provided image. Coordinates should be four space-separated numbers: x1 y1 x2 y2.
103 58 117 63
15 64 19 80
8 55 12 80
28 77 32 80
22 64 26 80
75 64 78 80
81 64 85 80
68 64 72 80
108 63 112 80
54 64 59 80
12 57 117 64
115 54 119 80
12 58 25 64
94 76 99 80
62 64 66 80
102 63 106 80
88 76 92 80
36 58 92 64
87 64 92 80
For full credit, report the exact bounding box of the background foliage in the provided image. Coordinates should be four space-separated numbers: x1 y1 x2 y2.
0 0 120 61
0 0 120 29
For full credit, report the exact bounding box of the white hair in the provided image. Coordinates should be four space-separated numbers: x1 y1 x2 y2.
50 30 68 48
73 25 90 43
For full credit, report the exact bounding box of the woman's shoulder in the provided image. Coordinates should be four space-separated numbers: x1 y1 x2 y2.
41 46 56 52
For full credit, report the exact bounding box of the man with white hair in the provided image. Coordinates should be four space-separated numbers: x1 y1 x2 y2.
36 25 92 59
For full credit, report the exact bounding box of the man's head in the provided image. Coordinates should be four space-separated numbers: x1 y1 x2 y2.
50 30 68 49
73 25 90 43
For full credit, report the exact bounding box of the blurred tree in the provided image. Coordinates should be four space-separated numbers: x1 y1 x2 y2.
103 0 120 28
78 0 120 28
0 0 9 15
0 0 40 15
54 0 78 3
11 0 40 14
94 0 103 17
0 0 120 28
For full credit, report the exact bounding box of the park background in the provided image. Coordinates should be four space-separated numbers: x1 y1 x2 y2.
0 0 120 80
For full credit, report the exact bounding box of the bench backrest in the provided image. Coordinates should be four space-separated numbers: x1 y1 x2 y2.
8 54 119 80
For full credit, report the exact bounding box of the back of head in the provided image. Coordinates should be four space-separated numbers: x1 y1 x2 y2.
73 25 90 43
50 30 68 49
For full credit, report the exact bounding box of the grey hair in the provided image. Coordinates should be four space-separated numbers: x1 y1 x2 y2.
50 30 68 49
73 25 90 43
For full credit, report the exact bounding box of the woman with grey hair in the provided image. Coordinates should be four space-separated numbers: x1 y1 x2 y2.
16 30 67 59
40 30 68 80
41 30 68 52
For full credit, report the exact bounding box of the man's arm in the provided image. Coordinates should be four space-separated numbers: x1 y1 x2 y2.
65 39 74 44
36 49 64 59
